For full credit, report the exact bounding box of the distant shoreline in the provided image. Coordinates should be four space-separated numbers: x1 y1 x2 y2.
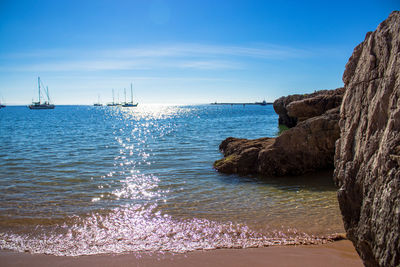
211 102 273 106
0 103 274 107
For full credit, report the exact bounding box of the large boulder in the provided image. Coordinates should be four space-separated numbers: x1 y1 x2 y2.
286 88 344 122
273 94 303 128
334 11 400 267
215 87 345 176
273 88 344 127
259 107 340 176
214 137 274 174
214 105 341 176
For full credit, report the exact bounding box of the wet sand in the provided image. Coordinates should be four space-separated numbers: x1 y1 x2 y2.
0 240 362 267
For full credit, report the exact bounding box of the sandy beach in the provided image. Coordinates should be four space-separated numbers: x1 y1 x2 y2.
0 240 362 267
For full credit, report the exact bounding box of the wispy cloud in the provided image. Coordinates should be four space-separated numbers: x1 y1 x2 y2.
0 59 241 72
0 43 310 72
103 43 310 59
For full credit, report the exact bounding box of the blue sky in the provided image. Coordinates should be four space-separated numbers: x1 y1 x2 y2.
0 0 398 105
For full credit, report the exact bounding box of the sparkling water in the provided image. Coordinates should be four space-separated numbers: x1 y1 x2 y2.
0 105 343 256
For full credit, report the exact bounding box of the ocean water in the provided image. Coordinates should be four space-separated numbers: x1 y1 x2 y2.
0 105 344 256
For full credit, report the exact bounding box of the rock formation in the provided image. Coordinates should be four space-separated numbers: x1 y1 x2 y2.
273 94 302 128
214 88 344 176
334 11 400 267
215 10 400 267
286 88 344 122
273 88 344 127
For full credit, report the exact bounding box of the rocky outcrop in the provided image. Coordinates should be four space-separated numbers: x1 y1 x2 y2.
273 88 344 127
214 10 400 267
286 88 344 122
214 90 343 176
273 94 303 127
258 107 340 175
214 137 274 174
334 11 400 267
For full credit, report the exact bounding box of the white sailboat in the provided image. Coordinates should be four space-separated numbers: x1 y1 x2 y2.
122 83 138 107
94 94 102 106
29 77 55 109
107 89 118 106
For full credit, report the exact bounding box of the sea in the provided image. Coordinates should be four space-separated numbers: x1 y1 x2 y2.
0 105 344 256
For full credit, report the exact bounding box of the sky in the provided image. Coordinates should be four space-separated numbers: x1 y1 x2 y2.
0 0 398 105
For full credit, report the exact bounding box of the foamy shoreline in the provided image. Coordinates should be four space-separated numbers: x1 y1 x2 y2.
0 240 362 267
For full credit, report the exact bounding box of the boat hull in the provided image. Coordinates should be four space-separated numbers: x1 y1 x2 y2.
29 104 55 109
122 103 138 107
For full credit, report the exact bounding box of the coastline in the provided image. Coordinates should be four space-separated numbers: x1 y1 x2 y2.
0 240 362 267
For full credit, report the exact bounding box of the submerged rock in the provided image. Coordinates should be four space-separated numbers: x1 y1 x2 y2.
334 11 400 267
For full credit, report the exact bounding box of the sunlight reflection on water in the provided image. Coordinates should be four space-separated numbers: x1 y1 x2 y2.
0 204 336 256
0 105 344 255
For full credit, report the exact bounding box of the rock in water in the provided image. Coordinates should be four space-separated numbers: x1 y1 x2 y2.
286 88 344 122
214 88 344 176
334 11 400 267
273 94 302 128
273 88 343 128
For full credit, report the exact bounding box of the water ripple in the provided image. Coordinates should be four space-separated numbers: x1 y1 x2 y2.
0 105 343 255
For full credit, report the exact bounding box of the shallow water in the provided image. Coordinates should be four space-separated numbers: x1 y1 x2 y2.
0 105 344 256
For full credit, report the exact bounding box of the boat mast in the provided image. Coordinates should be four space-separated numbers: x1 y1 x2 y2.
131 83 133 103
38 76 41 104
112 89 115 105
124 88 126 104
46 86 50 103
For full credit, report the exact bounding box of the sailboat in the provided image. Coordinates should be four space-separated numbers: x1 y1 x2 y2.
107 89 120 106
93 94 103 106
122 83 138 107
29 77 55 109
